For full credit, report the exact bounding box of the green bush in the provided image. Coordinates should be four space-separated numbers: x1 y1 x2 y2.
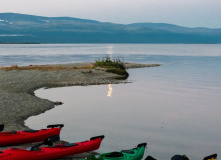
94 57 128 77
94 57 125 70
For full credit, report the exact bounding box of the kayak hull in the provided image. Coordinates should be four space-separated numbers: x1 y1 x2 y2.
85 143 147 160
0 136 103 160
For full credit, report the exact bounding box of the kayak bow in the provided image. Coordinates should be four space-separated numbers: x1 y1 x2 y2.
0 124 64 146
171 155 189 160
203 154 217 160
171 154 217 160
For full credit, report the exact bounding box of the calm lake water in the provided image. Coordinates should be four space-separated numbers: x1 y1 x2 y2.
1 44 221 160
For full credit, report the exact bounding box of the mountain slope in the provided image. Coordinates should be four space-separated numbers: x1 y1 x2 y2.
0 13 221 43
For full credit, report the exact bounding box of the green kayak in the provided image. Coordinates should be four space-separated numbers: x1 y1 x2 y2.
84 143 147 160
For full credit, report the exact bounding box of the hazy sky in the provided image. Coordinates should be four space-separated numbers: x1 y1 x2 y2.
1 0 221 28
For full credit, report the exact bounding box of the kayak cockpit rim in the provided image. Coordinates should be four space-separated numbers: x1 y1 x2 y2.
29 134 60 151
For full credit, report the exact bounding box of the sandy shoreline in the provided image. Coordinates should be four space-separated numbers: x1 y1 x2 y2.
0 62 160 159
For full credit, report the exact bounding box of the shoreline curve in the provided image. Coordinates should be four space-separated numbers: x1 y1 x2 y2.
0 62 161 159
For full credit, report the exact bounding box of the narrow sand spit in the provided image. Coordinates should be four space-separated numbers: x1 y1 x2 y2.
0 62 161 159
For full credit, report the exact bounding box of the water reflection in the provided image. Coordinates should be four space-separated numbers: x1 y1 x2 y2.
107 45 113 60
107 84 113 97
106 45 113 98
25 54 221 160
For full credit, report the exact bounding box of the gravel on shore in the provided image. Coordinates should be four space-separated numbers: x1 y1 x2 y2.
0 62 161 159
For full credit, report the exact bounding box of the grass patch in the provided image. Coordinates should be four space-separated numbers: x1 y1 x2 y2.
94 57 128 77
94 57 125 70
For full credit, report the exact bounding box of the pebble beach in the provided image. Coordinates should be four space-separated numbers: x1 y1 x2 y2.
0 62 160 159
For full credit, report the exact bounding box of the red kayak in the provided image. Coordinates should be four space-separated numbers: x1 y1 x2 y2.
0 124 63 146
0 135 104 160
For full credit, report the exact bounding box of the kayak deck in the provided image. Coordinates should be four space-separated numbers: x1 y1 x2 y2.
0 135 104 160
0 124 63 146
85 143 147 160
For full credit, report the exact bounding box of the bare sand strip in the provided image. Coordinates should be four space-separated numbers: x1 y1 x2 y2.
0 62 161 159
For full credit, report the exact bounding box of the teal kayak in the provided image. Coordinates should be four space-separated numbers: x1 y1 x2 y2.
84 143 147 160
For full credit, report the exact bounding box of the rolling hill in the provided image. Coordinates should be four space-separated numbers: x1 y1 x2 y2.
0 13 221 43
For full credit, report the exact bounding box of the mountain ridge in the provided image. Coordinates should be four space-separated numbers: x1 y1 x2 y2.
1 13 221 43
